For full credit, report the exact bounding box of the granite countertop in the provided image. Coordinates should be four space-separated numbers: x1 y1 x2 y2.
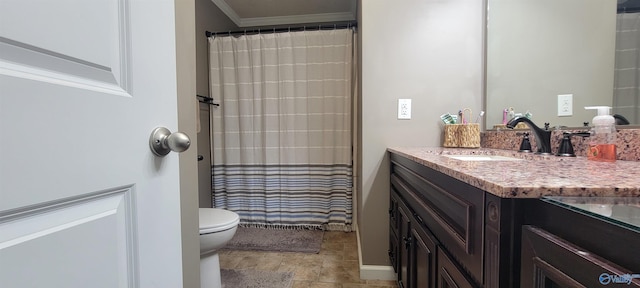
388 147 640 198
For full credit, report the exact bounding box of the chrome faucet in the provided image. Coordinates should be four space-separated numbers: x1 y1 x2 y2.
506 116 552 154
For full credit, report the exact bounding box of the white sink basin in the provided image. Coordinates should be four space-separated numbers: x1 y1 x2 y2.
444 155 523 161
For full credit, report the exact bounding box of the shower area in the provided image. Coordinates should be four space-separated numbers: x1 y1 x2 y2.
614 0 640 123
198 25 357 231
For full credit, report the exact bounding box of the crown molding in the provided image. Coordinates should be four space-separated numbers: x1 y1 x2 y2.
210 0 242 26
239 12 355 27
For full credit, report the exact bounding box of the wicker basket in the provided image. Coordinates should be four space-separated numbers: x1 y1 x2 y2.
443 124 460 147
443 124 480 148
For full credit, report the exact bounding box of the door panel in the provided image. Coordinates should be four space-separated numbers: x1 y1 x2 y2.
1 0 117 67
0 0 183 287
0 188 134 287
438 248 476 288
411 222 436 288
0 0 129 95
399 204 411 288
0 0 132 210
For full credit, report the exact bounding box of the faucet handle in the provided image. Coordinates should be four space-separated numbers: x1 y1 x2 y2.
517 132 532 153
544 122 550 130
556 132 576 157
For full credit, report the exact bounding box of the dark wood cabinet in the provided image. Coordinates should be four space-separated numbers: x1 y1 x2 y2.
389 191 400 273
389 151 640 288
409 219 437 288
521 225 640 287
390 188 439 288
398 202 411 288
520 199 640 288
438 248 476 288
389 230 399 273
390 153 482 288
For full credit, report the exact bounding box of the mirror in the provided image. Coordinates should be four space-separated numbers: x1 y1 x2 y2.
486 0 640 128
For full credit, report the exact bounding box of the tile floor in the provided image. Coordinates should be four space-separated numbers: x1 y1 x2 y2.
219 231 398 288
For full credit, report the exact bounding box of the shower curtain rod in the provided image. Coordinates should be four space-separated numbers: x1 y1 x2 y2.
205 22 357 38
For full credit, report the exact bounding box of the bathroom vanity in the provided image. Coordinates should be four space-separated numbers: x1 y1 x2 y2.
387 147 640 288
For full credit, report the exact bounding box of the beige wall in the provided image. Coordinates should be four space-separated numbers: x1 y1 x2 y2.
358 0 484 265
195 0 238 97
486 0 616 128
198 102 212 208
195 0 237 208
175 0 199 287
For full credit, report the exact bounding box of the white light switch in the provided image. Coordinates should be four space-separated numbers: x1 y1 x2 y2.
558 94 573 116
398 99 412 120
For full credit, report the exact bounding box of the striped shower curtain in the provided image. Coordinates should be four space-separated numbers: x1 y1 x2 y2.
614 12 640 124
208 29 354 231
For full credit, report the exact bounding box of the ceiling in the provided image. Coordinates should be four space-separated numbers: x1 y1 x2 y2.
211 0 357 27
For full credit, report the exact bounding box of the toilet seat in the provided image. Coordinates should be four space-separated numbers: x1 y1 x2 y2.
199 208 240 234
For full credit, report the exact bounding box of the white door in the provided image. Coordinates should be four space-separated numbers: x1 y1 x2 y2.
0 1 186 287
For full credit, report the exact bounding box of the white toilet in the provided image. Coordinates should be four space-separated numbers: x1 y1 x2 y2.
199 208 240 288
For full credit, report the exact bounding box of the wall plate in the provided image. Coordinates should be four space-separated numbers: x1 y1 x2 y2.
558 94 573 116
398 99 411 120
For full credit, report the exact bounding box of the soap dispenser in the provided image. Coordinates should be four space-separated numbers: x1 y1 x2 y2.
584 106 616 162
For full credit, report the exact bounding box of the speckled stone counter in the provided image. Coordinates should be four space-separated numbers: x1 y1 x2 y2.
387 147 640 198
481 128 640 161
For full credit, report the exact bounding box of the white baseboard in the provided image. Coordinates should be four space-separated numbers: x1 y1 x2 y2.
355 225 397 281
359 264 397 280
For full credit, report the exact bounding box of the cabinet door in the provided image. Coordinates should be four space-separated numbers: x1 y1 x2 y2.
410 218 437 288
437 248 477 288
389 190 400 272
521 225 640 288
389 231 399 273
398 204 412 288
390 190 400 234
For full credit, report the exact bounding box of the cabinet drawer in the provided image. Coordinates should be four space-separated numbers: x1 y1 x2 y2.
437 248 478 288
390 154 483 284
521 225 640 287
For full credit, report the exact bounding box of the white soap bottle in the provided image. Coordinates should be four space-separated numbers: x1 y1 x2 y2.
584 106 616 162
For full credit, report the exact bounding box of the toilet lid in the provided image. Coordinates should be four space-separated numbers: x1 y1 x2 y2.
199 208 240 232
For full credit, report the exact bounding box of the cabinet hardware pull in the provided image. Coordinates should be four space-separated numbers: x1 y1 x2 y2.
414 214 424 224
403 236 412 249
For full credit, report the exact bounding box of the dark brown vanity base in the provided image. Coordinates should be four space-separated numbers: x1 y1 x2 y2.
521 199 640 287
389 152 640 288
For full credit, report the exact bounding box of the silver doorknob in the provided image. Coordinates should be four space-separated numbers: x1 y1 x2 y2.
149 127 191 156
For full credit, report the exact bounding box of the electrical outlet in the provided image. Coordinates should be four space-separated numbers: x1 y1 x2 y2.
398 99 411 120
558 94 573 116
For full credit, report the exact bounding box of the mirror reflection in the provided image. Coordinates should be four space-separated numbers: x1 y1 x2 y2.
486 0 640 128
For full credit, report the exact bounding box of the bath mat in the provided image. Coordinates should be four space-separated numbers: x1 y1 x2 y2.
224 227 324 253
221 269 293 288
